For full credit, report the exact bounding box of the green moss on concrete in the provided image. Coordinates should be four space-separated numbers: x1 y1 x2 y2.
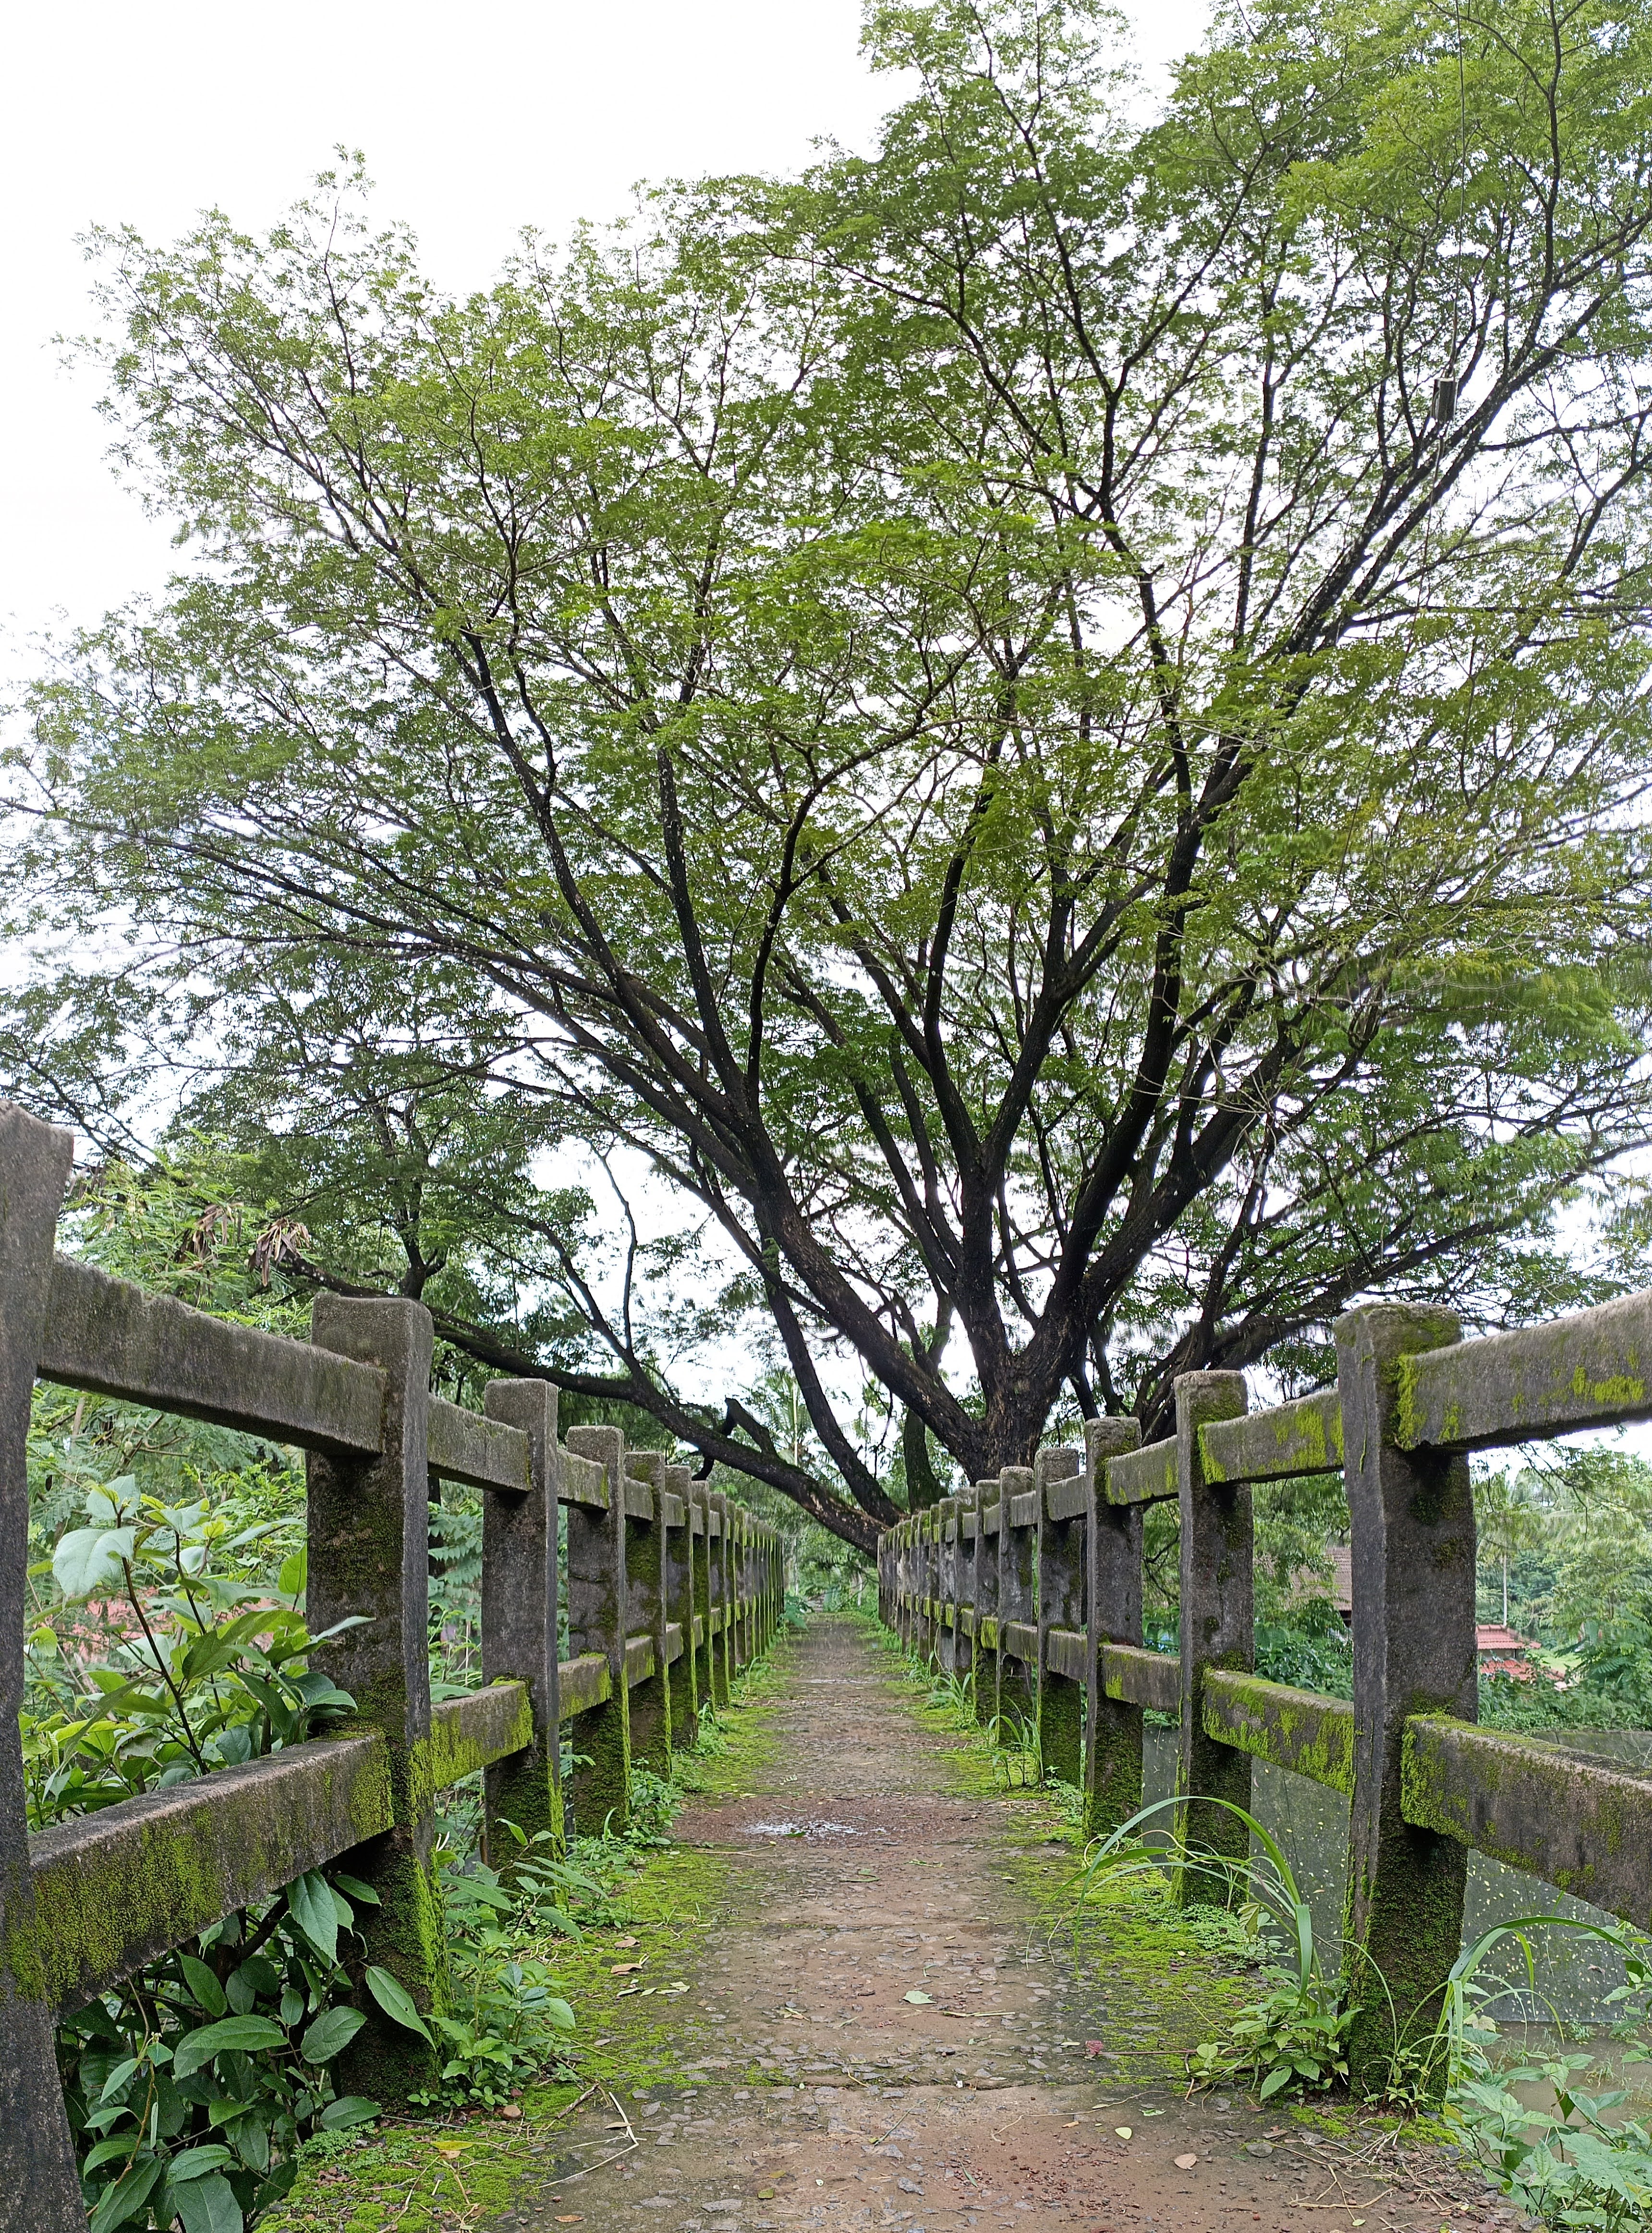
486 1744 564 1869
29 1823 227 2013
1203 1673 1356 1796
1039 1674 1083 1788
1343 1805 1467 2099
340 1831 449 2101
1574 1366 1645 1408
1401 1715 1648 1913
24 1739 396 2014
569 1687 631 1842
264 1637 790 2232
420 1687 535 1797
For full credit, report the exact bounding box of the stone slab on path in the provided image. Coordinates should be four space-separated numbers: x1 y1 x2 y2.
482 1617 1502 2233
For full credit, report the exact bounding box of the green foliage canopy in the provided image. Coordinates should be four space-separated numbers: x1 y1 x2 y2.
10 0 1652 1543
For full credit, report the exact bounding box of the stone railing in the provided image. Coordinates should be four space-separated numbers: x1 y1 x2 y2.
878 1300 1652 2091
0 1104 781 2224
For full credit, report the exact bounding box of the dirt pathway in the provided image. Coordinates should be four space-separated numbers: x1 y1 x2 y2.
482 1618 1506 2233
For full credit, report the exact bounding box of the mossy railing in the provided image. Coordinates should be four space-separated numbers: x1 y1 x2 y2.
879 1305 1652 2093
0 1102 782 2227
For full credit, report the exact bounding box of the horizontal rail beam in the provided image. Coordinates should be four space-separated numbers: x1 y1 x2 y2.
561 1451 608 1509
38 1256 384 1456
1402 1717 1652 1927
1202 1670 1355 1795
1008 1491 1039 1528
1200 1390 1343 1484
1001 1618 1037 1664
29 1735 391 2015
427 1683 534 1789
427 1400 529 1491
1045 1625 1086 1682
1101 1641 1179 1714
1104 1439 1178 1507
1045 1477 1089 1523
558 1652 611 1719
1399 1293 1652 1451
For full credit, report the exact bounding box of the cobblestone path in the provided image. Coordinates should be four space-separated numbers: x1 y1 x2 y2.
482 1618 1496 2233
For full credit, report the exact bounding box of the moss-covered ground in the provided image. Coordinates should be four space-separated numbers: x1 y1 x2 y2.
857 1622 1388 2147
260 1643 790 2232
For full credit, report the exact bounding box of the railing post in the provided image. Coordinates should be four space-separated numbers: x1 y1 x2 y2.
663 1465 697 1737
973 1481 1001 1727
1173 1370 1251 1908
754 1519 766 1657
904 1517 918 1655
751 1522 763 1656
1034 1446 1082 1788
0 1106 85 2228
690 1482 716 1710
481 1379 563 1864
936 1496 958 1673
730 1502 747 1674
307 1293 445 2096
737 1509 750 1670
953 1490 978 1686
998 1467 1037 1738
1337 1304 1475 2093
909 1512 927 1662
710 1491 734 1703
921 1507 940 1667
622 1453 671 1774
1084 1417 1144 1838
564 1424 631 1835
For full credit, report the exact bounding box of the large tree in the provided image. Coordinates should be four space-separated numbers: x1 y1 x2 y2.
9 0 1652 1549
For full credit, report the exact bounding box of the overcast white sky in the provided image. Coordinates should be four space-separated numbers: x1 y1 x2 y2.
0 0 1210 660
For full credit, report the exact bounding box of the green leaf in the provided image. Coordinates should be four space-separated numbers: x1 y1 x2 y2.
85 1477 136 1523
172 2170 244 2233
170 2015 287 2080
277 1547 307 1598
82 2137 140 2173
318 2095 381 2129
301 2006 366 2063
86 2154 165 2233
52 1527 134 1600
364 1966 434 2044
97 2055 141 2102
903 1989 932 2004
286 1869 338 1961
168 2145 235 2182
328 1871 381 1906
1258 2065 1291 2099
179 1954 228 2016
544 1997 576 2031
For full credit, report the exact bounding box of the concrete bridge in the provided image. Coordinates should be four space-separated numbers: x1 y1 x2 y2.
2 1091 1650 2231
